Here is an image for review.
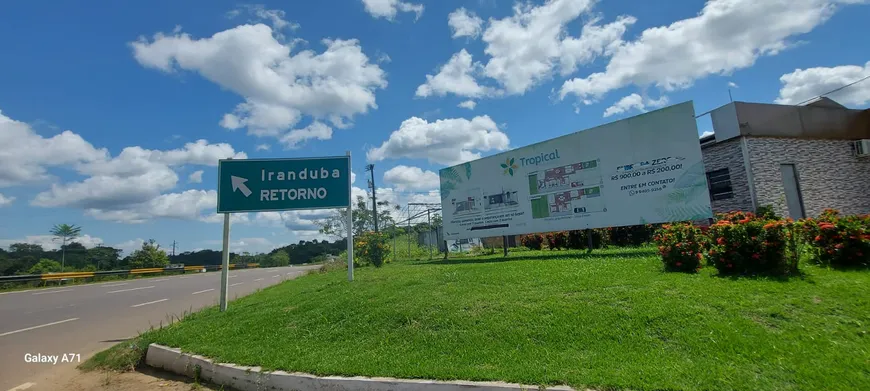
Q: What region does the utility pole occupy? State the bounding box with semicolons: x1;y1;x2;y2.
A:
171;240;177;257
365;164;379;233
409;203;441;259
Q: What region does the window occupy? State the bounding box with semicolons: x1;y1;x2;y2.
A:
706;168;733;201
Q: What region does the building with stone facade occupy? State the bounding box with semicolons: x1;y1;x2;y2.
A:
700;98;870;219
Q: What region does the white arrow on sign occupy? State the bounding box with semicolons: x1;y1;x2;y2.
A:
231;176;252;197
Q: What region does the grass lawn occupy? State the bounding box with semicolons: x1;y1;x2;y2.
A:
104;247;870;390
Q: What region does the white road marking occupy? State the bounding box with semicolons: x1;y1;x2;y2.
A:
107;286;154;294
31;289;73;296
0;318;79;338
191;289;214;295
153;279;169;282
102;283;128;288
131;298;168;308
254;278;264;282
272;275;280;278
6;382;36;391
230;282;244;287
229;275;237;278
179;276;191;279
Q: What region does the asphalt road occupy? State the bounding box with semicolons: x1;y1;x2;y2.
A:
0;265;320;390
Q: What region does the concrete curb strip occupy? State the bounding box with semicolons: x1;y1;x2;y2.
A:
145;344;575;391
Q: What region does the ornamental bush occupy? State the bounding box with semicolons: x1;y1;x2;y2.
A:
798;209;869;268
607;224;659;247
520;234;545;250
706;212;798;276
355;231;391;267
545;231;568;250
653;223;706;272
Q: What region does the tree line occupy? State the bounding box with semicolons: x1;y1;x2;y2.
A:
1;223;348;276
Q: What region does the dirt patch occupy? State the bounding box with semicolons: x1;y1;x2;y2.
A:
29;367;227;391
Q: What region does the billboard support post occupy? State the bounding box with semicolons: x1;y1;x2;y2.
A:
586;229;594;254
503;235;508;257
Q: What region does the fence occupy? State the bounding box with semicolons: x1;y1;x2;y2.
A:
0;263;261;284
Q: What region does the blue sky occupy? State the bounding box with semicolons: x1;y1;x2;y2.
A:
1;0;869;255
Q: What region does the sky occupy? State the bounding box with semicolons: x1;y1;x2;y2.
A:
1;0;869;256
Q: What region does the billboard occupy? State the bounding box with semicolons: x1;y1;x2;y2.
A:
438;101;712;240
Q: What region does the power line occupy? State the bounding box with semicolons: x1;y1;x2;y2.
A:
694;73;870;119
795;74;870;106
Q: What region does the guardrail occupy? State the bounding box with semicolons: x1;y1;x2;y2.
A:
0;263;262;284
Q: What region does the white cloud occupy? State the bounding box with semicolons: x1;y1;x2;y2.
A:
700;130;715;138
228;4;300;37
0;234;104;251
775;61;870;106
458;100;477;110
0;109;247;224
188;170;204;184
0;193;15;207
367;115;510;166
415;49;496;99
383;165;440;191
448;8;484;39
361;0;424;21
482;0;636;95
131;24;387;141
32;166;179;209
560;0;862;102
0;110;106;187
84;190;218;224
280;121;333;149
255;144;271;151
420;0;635;99
728;81;739;88
115;238;145;255
602;93;669;117
76;139;246;177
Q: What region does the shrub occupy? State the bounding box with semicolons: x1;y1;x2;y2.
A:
520;234;545;250
653;223;706;272
706;212;797;276
566;229;607;250
545;231;568;250
355;231;391;267
607;224;658;247
756;205;782;220
798;210;869;268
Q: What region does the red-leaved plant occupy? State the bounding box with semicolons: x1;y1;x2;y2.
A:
653;223;706;273
797;209;869;268
706;212;798;276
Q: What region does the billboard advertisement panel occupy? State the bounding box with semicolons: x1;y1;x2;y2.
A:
438;101;713;240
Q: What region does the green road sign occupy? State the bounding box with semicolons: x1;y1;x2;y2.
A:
217;156;351;213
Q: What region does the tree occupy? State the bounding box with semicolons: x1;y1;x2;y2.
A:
87;246;122;270
28;259;62;275
269;250;290;267
50;224;81;272
128;239;169;269
317;196;397;238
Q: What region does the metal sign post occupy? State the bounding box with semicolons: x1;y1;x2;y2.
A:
219;213;230;311
346;151;354;282
217;154;352;311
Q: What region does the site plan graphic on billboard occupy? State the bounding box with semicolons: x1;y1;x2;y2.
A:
438;101;713;240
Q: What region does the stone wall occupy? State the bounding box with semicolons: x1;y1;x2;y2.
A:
746;137;870;218
700;138;754;214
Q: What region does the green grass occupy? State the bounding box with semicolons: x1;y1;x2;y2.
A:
91;247;870;390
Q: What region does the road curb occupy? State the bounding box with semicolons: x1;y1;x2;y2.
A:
145;343;575;391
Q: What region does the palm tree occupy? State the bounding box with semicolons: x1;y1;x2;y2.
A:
50;224;82;272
